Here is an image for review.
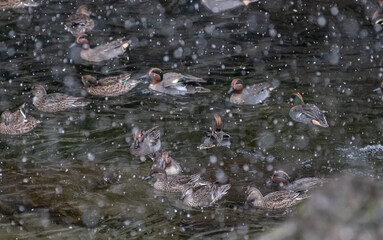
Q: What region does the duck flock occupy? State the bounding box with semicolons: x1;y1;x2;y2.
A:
0;0;381;212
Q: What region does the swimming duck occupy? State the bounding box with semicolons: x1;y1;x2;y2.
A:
151;151;182;175
289;93;329;127
65;5;94;36
227;79;274;105
145;168;202;193
81;73;140;97
271;170;327;192
246;187;305;210
130;126;161;156
199;115;231;149
372;1;383;26
73;33;130;63
31;85;90;112
201;0;258;13
148;68;210;95
0;104;39;135
0;0;39;9
182;182;231;208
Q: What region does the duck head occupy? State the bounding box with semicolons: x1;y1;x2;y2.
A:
290;92;304;106
133;129;144;149
149;68;163;85
161;151;173;169
31;85;47;97
228;79;243;94
81;75;98;87
271;170;292;186
1;110;12;126
246;187;264;207
213;115;221;131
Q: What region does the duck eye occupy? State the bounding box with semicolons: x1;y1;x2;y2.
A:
235;80;243;85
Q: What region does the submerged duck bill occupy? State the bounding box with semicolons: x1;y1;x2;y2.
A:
134;139;140;149
144;175;153;180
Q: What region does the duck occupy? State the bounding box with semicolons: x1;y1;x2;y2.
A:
246;187;305;210
182;182;231;208
372;1;383;26
201;0;258;13
151;151;182;175
73;33;130;63
271;170;327;192
65;5;95;36
199;115;231;149
130;126;161;156
31;85;90;112
0;104;39;135
145;168;202;193
227;79;274;105
289;93;329;128
81;73;140;97
0;0;39;9
148;68;210;95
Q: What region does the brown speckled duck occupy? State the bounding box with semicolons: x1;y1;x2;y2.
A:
228;79;274;105
130;126;161;156
151;151;182;175
81;73;140;97
246;187;305;210
148;68;210;95
271;170;327;192
0;104;39;135
65;5;95;36
289;93;329;128
199;115;231;149
145;168;202;193
74;33;130;63
32;85;90;112
0;0;39;9
182;182;231;208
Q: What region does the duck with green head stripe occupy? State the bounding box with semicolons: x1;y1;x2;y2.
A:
148;68;210;95
289;93;329;128
228;79;274;105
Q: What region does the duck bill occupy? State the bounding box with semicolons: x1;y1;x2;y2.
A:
139;73;149;80
144;175;153;180
133;139;140;149
373;87;382;92
4;118;10;126
227;87;234;94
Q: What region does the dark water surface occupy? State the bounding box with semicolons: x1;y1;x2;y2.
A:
1;0;383;238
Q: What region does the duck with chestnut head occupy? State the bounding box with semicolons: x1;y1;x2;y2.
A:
271;170;327;192
130;126;161;157
199;115;231;149
151;151;182;175
147;68;210;95
73;33;130;63
289;93;329;128
227;79;274;105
